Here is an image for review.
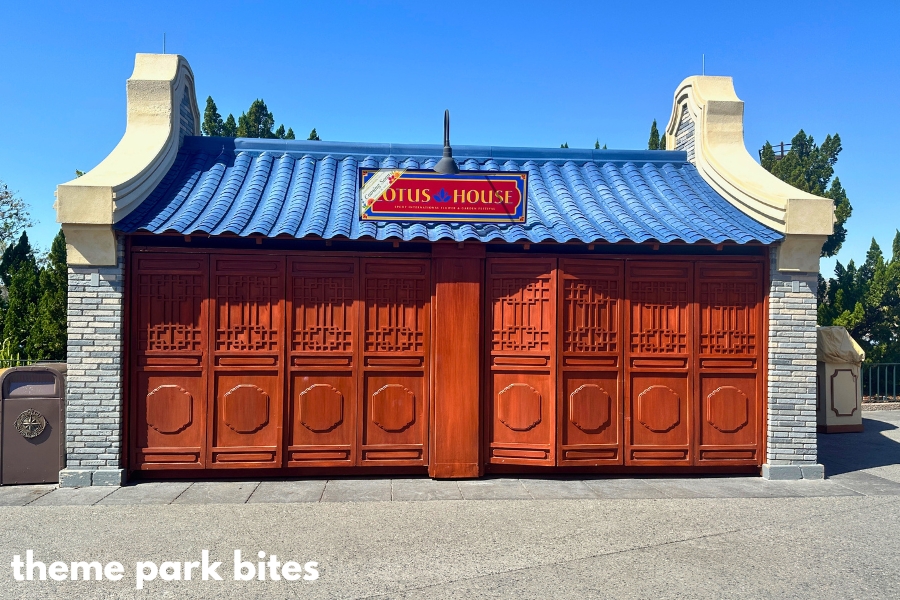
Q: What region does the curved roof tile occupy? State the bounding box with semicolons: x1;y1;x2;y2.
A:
117;137;783;245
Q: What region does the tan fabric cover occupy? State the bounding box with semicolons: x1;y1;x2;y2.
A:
816;326;865;364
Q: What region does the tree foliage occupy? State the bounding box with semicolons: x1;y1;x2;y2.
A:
30;230;67;360
201;96;224;136
760;130;851;256
202;96;294;139
648;119;660;150
1;233;40;358
0;181;34;254
307;128;320;141
818;232;900;363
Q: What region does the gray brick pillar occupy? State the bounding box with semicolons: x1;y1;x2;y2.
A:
763;246;824;479
59;238;126;487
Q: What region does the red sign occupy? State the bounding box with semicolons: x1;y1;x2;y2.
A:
360;169;528;223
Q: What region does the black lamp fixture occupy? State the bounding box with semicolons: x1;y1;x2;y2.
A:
433;109;459;174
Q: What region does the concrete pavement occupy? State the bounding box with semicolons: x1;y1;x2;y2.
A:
0;411;897;598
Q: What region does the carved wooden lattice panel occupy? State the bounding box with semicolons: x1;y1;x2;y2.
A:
490;276;553;353
292;276;354;352
699;281;759;355
487;259;556;466
137;273;204;353
629;280;689;354
563;277;619;353
360;260;429;466
695;262;763;466
557;259;623;466
215;273;282;352
131;253;208;470
364;276;426;353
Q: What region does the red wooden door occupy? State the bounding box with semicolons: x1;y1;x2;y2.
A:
557;259;624;465
130;253;208;469
695;261;763;465
358;259;430;466
625;262;693;466
486;258;556;466
286;257;358;467
208;255;284;468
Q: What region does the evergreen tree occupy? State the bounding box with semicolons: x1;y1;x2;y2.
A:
660;131;667;150
237;99;277;138
0;231;34;287
308;128;321;141
275;124;286;139
648;119;660;150
201;96;224;136
602;144;607;149
285;128;295;140
761;130;851;257
222;114;238;137
29;230;67;360
594;139;600;149
3;252;39;358
560;142;568;148
818;233;900;363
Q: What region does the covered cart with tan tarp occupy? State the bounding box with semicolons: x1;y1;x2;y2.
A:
817;326;866;433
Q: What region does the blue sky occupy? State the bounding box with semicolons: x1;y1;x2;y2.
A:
1;1;897;274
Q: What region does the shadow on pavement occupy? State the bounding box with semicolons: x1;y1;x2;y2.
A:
819;414;900;476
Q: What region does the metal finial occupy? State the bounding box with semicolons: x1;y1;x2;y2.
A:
434;109;459;174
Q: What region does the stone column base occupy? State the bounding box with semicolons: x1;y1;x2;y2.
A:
58;468;126;487
762;464;825;480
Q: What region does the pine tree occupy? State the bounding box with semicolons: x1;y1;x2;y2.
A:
237;99;277;138
29;229;67;360
201;96;224;136
275;124;286;139
648;120;660;150
660;131;667;150
560;142;568;148
761;130;851;257
222;114;238;137
3;252;39;358
308;128;321;141
285;128;295;140
0;231;34;287
594;139;600;149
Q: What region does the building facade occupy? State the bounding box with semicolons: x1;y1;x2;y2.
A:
55;54;833;486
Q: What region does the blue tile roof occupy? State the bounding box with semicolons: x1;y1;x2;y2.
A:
117;137;783;245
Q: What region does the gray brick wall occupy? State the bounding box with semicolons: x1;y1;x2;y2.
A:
765;245;822;479
674;104;695;162
60;237;125;486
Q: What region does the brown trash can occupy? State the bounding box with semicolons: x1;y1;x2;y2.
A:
0;364;66;485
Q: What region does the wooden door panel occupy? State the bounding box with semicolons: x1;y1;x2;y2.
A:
486;259;556;466
359;259;429;466
695;261;763;465
210;373;281;466
489;371;553;463
698;373;758;463
287;258;359;467
133;371;205;468
130;253;208;470
558;259;624;466
209;255;284;468
361;372;426;462
288;372;354;464
560;371;620;462
628;373;690;463
625;262;693;466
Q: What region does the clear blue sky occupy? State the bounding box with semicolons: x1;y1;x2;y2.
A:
2;1;897;274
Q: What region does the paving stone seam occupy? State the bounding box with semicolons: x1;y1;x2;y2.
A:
20;488;53;507
346;495;900;600
168;482;193;505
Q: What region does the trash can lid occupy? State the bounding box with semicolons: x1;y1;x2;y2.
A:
817;326;866;365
